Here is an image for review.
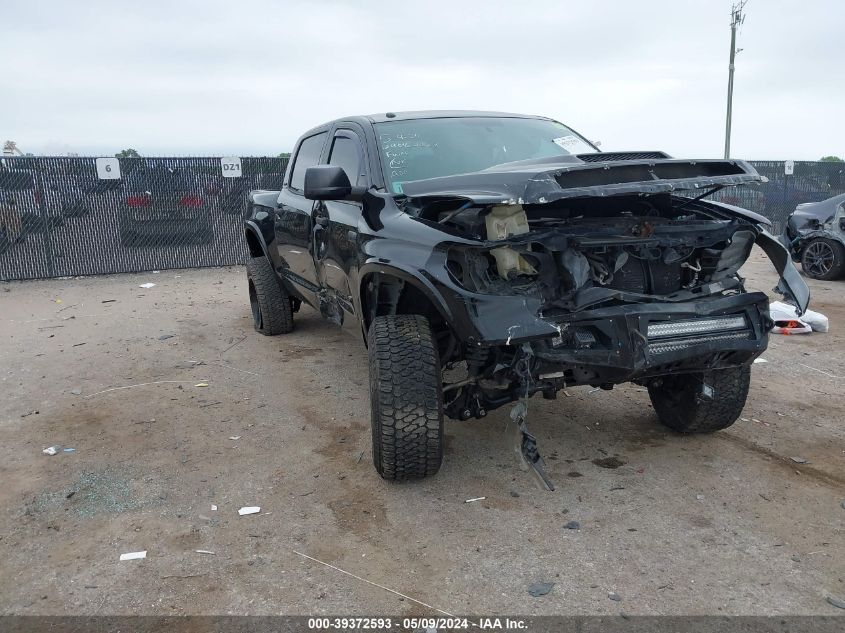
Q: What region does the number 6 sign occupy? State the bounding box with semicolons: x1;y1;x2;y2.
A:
96;157;121;180
221;157;242;178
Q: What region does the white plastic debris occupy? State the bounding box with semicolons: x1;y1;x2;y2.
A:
229;435;241;440
802;309;830;333
195;549;215;555
753;358;768;364
139;283;156;289
42;446;59;456
119;550;147;561
770;301;828;334
211;504;217;511
238;506;261;516
465;497;486;503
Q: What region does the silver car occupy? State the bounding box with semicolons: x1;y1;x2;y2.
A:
784;193;845;280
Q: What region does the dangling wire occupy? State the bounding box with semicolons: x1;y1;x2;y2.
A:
514;343;535;401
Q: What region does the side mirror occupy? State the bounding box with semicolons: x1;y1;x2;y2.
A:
303;165;364;201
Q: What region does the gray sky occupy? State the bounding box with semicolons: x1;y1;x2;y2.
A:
2;0;842;159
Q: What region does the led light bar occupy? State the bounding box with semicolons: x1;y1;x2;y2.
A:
647;316;747;339
649;331;751;355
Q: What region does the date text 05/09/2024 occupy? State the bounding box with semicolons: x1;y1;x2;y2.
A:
307;617;528;630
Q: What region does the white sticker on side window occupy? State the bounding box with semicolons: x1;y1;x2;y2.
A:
552;135;581;151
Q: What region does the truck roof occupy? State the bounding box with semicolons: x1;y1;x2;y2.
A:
299;110;553;136
361;110;551;123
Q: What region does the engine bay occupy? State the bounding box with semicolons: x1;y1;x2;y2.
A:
410;193;760;312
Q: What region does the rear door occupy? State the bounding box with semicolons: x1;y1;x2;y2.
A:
275;132;327;305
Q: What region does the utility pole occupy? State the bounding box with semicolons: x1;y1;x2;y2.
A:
724;1;747;159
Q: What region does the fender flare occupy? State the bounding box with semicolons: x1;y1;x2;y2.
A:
244;220;270;258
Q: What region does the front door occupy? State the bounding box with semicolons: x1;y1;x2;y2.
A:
312;129;367;326
273;131;327;306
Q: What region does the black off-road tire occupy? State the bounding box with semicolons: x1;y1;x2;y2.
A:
648;365;750;433
368;314;444;481
800;238;845;280
246;256;293;336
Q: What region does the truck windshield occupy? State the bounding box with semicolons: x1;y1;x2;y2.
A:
375;117;596;193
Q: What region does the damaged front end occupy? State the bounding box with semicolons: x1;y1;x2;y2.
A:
399;157;810;422
783;195;845;280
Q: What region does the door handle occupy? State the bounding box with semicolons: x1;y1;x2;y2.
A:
315;215;329;228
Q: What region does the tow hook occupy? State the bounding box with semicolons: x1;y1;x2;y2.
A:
510;401;555;491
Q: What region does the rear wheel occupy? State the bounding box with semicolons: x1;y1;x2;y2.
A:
648;365;750;433
246;256;293;335
368;314;444;481
801;238;845;280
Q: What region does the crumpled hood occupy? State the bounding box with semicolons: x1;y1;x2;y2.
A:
398;154;764;206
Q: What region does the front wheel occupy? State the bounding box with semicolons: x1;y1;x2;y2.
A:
648;365;750;433
801;238;845;280
368;314;444;481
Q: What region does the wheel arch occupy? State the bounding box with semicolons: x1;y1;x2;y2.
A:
358;264;457;359
798;230;845;252
244;221;268;258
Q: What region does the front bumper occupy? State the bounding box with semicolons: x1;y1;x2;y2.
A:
486;292;770;385
536;292;769;381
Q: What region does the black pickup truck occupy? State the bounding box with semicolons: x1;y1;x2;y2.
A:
243;111;809;486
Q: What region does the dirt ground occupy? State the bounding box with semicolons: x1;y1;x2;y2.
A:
1;248;843;616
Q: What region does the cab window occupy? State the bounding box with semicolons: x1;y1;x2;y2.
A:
328;133;364;186
289;132;327;192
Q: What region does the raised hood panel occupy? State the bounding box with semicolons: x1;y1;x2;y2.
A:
399;157;763;205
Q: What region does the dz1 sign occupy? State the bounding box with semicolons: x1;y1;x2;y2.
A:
784;160;795;176
96;157;121;180
221;157;242;178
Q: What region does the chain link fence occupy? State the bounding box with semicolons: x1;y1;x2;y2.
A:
0;156;288;280
707;161;845;233
1;156;843;281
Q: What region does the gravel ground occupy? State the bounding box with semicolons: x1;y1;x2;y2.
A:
0;248;843;616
